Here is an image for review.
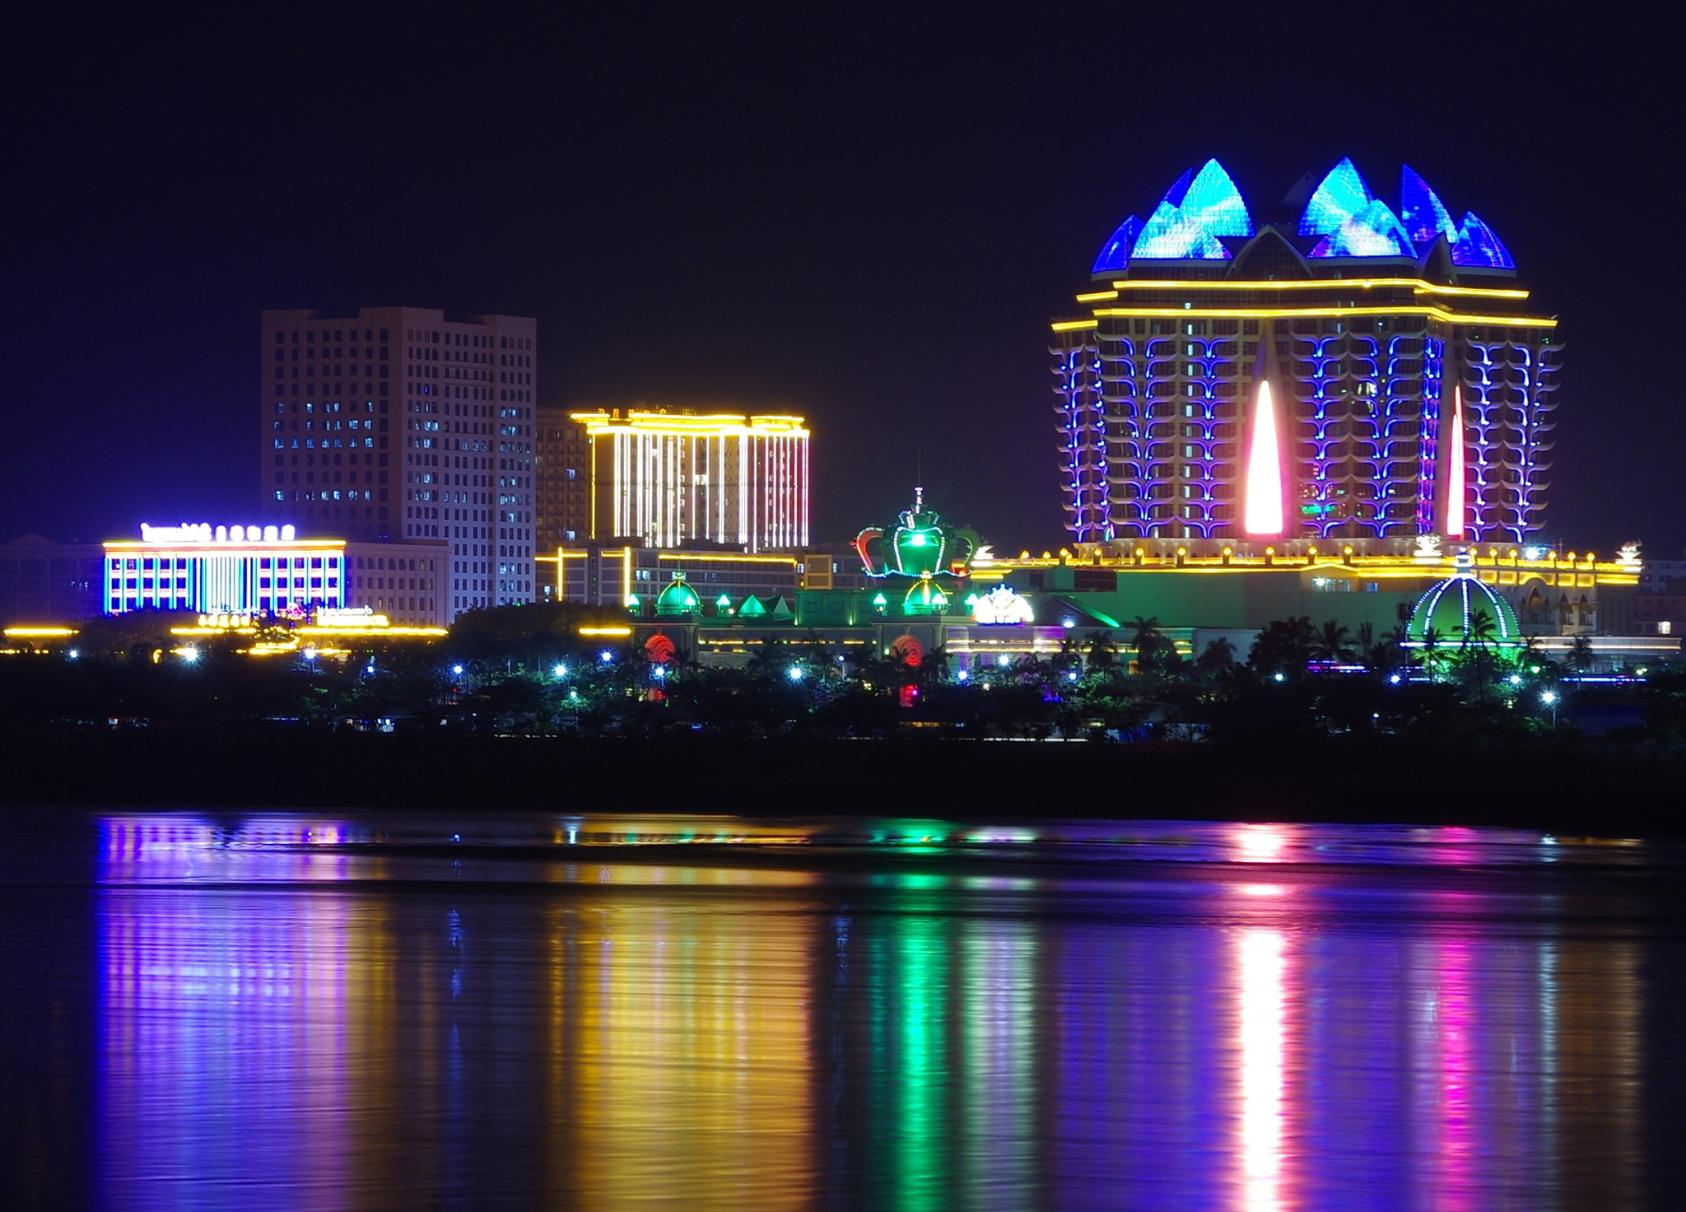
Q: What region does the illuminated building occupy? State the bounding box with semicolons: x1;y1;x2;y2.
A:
261;307;536;616
99;523;450;626
535;405;592;548
1053;158;1560;547
566;408;809;551
540;545;803;611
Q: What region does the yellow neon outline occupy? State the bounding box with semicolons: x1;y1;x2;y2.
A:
1107;278;1531;300
654;552;798;566
1077;306;1555;329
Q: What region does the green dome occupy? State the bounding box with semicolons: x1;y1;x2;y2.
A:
1407;574;1520;646
902;575;949;616
655;572;701;616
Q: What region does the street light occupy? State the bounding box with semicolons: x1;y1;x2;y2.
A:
179;646;201;664
786;665;805;683
451;663;464;677
552;663;568;678
652;664;667;681
1541;688;1558;730
599;650;614;664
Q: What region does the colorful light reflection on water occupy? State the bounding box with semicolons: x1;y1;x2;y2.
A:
0;812;1677;1209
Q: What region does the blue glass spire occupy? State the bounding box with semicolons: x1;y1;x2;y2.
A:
1179;158;1253;238
1160;166;1195;206
1399;165;1457;247
1450;211;1516;269
1091;214;1140;274
1299;157;1372;236
1308;199;1416;258
1132;200;1230;260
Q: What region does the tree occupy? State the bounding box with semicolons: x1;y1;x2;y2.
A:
1248;616;1317;679
1567;633;1594;678
1195;636;1237;677
1129;615;1169;673
1315;620;1354;663
1085;633;1118;672
1465;608;1498;653
1420;625;1450;680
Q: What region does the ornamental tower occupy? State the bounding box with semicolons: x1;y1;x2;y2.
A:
1051;158;1560;547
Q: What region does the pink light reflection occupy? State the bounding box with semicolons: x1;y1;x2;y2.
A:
1236;928;1289;1211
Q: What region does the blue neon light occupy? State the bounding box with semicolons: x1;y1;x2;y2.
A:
1132;200;1230;260
1309;199;1416;258
1091;215;1140;274
1299;157;1372;236
1129;159;1248;261
1399;165;1457;247
1177;159;1253;238
1450;211;1516;269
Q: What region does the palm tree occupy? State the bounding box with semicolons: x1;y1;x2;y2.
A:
1421;625;1447;680
1195;636;1237;677
1129;615;1164;671
1315;620;1354;663
1465;608;1497;653
1356;622;1376;668
1567;633;1594;679
1085;633;1118;672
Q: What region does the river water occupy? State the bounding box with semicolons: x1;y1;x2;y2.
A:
3;811;1682;1210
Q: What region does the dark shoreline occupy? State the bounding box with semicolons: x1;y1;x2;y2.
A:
4;728;1683;835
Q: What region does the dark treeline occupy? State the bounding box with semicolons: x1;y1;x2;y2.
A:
3;605;1683;824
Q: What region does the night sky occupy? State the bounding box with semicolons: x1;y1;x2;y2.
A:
2;12;1672;555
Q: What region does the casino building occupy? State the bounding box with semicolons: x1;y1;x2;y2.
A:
1051;158;1560;549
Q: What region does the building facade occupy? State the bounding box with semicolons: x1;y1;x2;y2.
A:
535;405;592;549
260;306;536;617
1052;158;1560;547
99;523;450;626
540;544;802;610
565;409;809;551
0;536;104;623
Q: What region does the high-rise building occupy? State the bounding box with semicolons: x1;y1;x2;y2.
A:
261;307;536;616
562;408;810;551
1051;158;1561;547
535;405;592;548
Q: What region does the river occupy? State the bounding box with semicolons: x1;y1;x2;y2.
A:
3;812;1682;1209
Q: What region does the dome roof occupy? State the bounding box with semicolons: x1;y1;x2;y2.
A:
654;572;700;616
1407;574;1521;646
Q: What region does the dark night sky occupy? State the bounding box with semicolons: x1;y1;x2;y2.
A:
1;10;1674;555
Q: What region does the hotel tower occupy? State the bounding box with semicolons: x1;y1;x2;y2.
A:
261;306;537;616
1051;158;1560;548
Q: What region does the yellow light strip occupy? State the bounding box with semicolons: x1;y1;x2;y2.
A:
2;626;78;637
1075;290;1119;303
1107;277;1531;300
1051;320;1099;332
578;625;632;638
1082;306;1555;329
654;553;798;566
569;410;809;437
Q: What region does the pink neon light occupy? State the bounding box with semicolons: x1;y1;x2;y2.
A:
1445;387;1465;538
1244;379;1284;536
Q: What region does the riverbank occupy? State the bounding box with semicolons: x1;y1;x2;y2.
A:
3;727;1683;834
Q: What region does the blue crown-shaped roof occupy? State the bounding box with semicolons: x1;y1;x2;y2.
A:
1108;158;1252;264
1092;158;1518;273
1301;158;1415;258
1450;211;1516;269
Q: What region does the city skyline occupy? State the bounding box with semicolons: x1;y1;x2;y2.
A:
1;12;1668;555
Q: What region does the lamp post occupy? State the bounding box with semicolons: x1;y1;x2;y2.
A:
1540;688;1558;731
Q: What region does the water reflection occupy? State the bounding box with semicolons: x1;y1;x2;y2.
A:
48;813;1681;1207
